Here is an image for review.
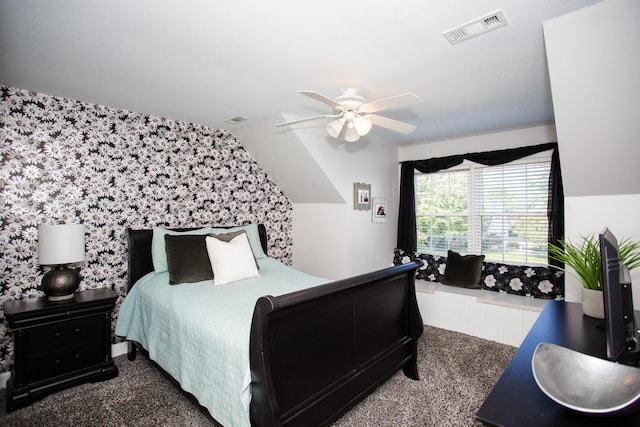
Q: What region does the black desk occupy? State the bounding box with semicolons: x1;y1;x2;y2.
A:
476;300;640;426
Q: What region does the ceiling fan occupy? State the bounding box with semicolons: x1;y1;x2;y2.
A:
276;88;421;142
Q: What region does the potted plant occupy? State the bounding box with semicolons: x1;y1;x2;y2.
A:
549;233;640;318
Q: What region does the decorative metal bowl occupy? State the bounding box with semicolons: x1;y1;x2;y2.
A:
532;342;640;416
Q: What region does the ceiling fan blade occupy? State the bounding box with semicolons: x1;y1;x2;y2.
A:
298;91;343;110
369;114;417;134
359;92;421;113
275;114;339;127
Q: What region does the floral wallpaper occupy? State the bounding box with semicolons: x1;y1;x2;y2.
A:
0;85;293;373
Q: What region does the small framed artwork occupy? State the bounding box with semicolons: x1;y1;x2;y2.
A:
372;197;387;223
353;182;371;211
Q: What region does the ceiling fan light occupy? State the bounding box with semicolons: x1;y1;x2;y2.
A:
344;126;360;142
353;116;373;136
326;119;345;138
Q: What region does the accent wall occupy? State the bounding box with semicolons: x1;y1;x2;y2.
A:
0;85;293;372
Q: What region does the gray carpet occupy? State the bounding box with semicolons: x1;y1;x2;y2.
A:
0;326;515;426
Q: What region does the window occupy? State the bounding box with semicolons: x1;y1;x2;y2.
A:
415;155;551;265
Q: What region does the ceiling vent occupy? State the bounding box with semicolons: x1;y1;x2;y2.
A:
443;10;508;45
224;115;249;124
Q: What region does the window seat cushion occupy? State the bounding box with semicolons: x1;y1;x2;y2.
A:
394;249;564;300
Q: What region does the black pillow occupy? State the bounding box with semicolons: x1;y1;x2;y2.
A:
165;234;213;285
442;250;485;289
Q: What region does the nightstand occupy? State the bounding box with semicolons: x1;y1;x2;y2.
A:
3;288;119;412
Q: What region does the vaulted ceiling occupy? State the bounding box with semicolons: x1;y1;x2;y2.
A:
1;0;601;145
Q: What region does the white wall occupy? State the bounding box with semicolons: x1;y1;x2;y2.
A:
564;195;640;307
291;128;399;279
235;116;400;280
292;203;349;279
544;0;640;198
544;0;640;305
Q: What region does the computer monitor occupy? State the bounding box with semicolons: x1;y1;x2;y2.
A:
599;227;640;366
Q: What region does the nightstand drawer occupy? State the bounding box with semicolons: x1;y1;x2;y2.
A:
26;314;105;355
26;340;104;383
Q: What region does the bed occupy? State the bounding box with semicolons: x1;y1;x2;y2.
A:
116;224;423;426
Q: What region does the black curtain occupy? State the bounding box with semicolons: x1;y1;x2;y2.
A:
548;147;565;268
397;142;564;267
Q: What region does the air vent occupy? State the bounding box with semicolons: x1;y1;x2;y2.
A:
443;10;508;45
224;116;249;124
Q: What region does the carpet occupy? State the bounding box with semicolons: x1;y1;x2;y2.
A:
0;326;516;426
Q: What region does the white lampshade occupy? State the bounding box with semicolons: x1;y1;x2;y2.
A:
326;118;345;138
344;123;360;142
38;224;85;265
353;116;373;136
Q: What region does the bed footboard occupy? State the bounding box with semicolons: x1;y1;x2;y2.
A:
249;261;423;426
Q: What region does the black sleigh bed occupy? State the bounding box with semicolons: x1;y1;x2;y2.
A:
119;224;423;426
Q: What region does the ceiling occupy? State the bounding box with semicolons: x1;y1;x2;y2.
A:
0;0;602;145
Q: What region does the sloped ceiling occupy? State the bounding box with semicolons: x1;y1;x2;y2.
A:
0;0;601;146
233;115;344;203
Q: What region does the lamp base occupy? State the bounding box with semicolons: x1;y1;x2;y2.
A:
41;266;80;301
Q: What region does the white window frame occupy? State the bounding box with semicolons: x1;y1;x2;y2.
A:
415;151;553;265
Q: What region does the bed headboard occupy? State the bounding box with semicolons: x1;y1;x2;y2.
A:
125;224;268;292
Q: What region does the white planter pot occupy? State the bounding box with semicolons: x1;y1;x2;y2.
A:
582;288;604;319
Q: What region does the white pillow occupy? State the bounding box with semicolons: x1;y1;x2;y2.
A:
205;233;260;285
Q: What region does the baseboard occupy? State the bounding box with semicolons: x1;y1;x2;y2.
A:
0;371;9;389
112;341;128;358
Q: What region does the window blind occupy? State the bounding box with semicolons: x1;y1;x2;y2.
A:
415;156;551;265
471;161;550;264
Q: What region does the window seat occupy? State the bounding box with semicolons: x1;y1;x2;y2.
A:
416;280;547;311
415;280;548;347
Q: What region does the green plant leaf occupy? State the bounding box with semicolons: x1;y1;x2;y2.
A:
549;233;640;290
619;237;640;271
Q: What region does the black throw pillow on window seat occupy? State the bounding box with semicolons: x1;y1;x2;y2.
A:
441;249;485;289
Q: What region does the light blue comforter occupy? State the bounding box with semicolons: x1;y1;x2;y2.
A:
115;257;329;426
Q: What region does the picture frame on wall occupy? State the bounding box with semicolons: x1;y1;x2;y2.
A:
372;197;387;223
353;182;371;211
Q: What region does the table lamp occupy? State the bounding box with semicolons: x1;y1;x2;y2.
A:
38;224;85;301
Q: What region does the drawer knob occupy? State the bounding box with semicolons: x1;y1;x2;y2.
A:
55;359;61;365
75;353;81;360
74;328;81;334
54;332;61;339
